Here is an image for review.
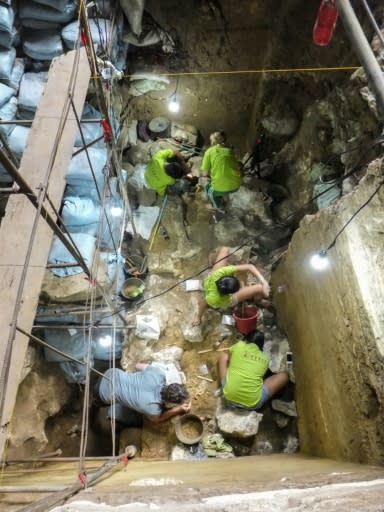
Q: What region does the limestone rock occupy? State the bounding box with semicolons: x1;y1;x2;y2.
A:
261;105;299;137
283;434;300;454
228;186;272;225
8;358;72;457
216;399;263;438
273;412;291;429
272;400;297;417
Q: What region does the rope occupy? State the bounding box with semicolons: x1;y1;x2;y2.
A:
91;65;360;80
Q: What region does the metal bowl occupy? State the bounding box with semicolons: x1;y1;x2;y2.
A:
120;277;145;301
174;414;204;445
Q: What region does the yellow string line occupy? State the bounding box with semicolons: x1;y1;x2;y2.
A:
91;65;359;80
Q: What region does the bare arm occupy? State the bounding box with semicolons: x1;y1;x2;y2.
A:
192;297;208;326
135;363;149;371
148;402;191;424
235;263;270;295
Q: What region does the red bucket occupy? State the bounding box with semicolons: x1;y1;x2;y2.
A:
232;306;259;334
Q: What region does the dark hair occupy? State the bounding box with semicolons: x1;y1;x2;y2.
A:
161;383;189;404
245;329;264;350
165;162;186;179
216;276;240;295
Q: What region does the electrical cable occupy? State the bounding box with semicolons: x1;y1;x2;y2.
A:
94;133;384;325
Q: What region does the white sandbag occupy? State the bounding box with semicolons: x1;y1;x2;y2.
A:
74;102;104;148
62;196;101;236
21;18;61;30
0;46;15;80
66;147;107;183
0;96;17;137
128;73;169;96
18;71;48;114
34;0;70;12
4;58;25;92
62;19;114;53
120;0;145;36
123;28;161;47
22;29;64;61
0;26;18;50
0;81;14;108
0;5;14;33
19;0;77;24
43;329;87;362
48;232;96;277
7;125;30;157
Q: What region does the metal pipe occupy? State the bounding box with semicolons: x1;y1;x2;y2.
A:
33;325;130;329
4;456;117;464
0;118;103;125
14;459;121;512
0;486;69;493
15;326;111;382
336;0;384;116
359;0;384;47
72;134;104;156
0;148;92;277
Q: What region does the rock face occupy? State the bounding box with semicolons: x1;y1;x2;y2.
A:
273;161;384;464
216;399;263;438
7;351;72;458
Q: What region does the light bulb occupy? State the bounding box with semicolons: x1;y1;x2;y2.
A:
168;96;180;113
310;249;329;271
98;335;112;347
110;206;123;217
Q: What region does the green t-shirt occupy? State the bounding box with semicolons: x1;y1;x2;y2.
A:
203;265;237;308
201;144;241;193
144;149;175;196
223;340;269;407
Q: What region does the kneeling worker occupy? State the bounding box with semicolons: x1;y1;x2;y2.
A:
217;330;289;410
97;364;191;423
145;148;197;197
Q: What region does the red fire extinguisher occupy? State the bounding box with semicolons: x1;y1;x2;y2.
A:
313;0;339;46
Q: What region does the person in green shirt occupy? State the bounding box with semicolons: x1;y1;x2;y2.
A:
217;329;289;409
192;246;270;326
199;131;242;210
145;148;197;197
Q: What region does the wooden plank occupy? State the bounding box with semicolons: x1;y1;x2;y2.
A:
0;49;91;459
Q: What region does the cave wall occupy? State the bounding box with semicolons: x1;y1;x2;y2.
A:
272;160;384;463
123;0;357;153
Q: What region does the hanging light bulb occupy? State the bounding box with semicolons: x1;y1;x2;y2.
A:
98;335;112;347
310;249;330;271
168;95;180;113
110;206;123;217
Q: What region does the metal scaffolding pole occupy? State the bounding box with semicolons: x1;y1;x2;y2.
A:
336;0;384;116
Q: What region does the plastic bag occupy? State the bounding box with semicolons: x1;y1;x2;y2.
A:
7;125;30;157
47;232;96;277
135;315;161;340
18;71;48;115
61;196;101;236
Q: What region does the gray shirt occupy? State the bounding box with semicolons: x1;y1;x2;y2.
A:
99;366;165;417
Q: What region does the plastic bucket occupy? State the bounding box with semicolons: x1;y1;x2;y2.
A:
232;306;259;334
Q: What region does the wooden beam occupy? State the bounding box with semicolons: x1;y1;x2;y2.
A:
0;49;90;459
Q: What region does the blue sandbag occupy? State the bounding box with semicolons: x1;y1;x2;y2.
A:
47;232;96;277
62;196;101;236
19;0;77;24
43;329;87;362
0;47;15;80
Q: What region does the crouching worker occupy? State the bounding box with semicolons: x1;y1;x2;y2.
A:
217;330;289;410
145;148;198;197
96;364;191;423
200;131;242;210
192;246;270;326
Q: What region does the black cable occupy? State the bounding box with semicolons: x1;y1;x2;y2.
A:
94;133;384;325
327;178;384;250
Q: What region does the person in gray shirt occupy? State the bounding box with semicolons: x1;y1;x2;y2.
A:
98;364;190;423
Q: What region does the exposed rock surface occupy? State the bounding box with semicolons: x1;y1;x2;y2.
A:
216;399;263;438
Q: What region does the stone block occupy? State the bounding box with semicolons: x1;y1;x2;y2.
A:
216;399;263;438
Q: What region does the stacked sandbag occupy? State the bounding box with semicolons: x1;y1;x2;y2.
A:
74;102;105;148
0;3;17;49
65;147;108;203
18;71;48;119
